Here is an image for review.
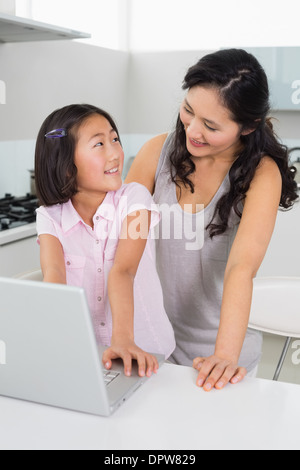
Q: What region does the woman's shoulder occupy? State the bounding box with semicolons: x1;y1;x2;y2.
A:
254;156;282;184
125;133;169;194
246;155;282;202
140;133;170;154
258;155;281;170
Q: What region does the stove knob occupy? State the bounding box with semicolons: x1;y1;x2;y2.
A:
1;218;10;229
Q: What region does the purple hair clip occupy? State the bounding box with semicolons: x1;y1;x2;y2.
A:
45;128;67;139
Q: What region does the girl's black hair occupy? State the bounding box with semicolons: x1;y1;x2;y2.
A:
35;104;121;206
169;48;298;237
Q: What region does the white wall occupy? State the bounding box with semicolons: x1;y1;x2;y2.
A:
126;0;300;144
258;201;300;278
1;4;300;194
12;0;300;51
128;50;213;134
124;50;214;158
128;0;300;51
16;0;129;51
0;41;129;141
0;40;129;196
1;41;300;197
0;0;15;15
126;50;300;158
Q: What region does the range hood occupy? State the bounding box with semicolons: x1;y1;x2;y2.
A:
0;13;91;43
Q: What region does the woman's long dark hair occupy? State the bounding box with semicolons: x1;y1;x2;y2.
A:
170;49;298;237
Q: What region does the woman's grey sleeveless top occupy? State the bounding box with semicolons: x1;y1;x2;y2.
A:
153;133;262;371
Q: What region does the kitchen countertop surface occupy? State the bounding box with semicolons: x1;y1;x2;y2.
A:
0;363;299;451
0;223;36;246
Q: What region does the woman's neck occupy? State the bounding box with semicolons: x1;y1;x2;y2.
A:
71;191;107;228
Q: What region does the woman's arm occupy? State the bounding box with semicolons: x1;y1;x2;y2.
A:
194;157;282;391
102;209;159;378
125;133;168;193
39;234;66;284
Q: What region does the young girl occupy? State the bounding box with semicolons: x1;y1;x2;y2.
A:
35;104;175;378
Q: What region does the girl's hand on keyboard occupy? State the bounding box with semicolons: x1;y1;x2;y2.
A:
102;340;159;378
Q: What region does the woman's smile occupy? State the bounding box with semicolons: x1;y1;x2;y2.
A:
189;138;209;148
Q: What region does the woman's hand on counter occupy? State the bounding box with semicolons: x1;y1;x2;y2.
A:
193;355;247;391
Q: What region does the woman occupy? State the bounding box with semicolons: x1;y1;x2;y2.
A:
126;49;298;391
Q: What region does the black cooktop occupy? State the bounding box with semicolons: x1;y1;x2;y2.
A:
0;193;39;231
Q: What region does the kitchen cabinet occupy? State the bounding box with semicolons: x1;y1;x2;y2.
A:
258;198;300;277
246;47;300;111
0;226;40;277
0;12;90;42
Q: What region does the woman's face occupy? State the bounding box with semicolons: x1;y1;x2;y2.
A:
180;86;245;161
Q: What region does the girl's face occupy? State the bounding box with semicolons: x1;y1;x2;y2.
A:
74;114;124;197
180;86;245;162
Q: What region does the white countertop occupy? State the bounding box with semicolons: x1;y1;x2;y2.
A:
0;223;36;246
0;363;299;451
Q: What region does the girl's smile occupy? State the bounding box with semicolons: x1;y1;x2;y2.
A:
104;166;120;175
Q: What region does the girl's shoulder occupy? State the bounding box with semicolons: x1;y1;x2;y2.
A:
114;182;154;203
36;202;67;226
110;183;157;221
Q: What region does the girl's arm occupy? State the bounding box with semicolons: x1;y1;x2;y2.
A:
39;234;66;284
102;209;159;378
193;157;282;391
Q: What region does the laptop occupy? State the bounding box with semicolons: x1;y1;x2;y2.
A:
0;277;165;416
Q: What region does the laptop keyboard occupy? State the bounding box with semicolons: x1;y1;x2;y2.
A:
103;370;120;386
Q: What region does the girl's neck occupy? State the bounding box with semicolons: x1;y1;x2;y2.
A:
71;191;107;228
